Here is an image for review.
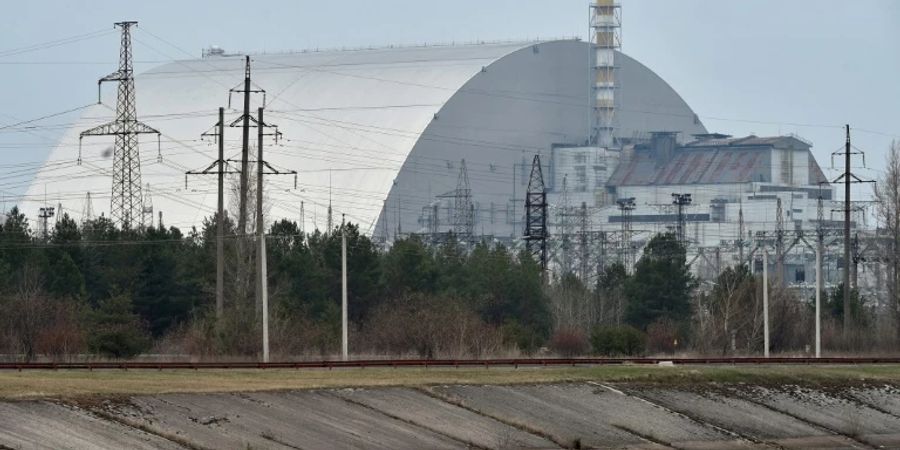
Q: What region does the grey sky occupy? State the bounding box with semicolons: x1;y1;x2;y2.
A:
1;0;898;204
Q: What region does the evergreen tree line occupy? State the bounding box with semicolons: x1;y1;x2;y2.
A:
0;205;881;361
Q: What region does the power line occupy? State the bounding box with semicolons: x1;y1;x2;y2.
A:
0;29;113;59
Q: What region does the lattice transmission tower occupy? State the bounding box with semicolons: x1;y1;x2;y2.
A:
79;22;160;229
142;183;154;229
524;155;548;281
452;159;474;241
81;192;95;226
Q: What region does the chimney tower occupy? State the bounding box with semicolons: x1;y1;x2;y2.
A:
590;0;621;148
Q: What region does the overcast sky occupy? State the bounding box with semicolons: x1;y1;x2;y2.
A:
1;0;898;203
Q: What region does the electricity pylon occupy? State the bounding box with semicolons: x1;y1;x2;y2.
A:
79;21;160;230
524;155;548;282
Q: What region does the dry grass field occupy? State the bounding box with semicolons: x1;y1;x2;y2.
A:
3;364;900;400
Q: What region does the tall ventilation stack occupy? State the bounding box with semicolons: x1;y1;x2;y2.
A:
590;0;621;148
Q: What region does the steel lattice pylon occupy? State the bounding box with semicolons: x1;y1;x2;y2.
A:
524;155;548;278
80;22;159;229
142;183;154;229
453;159;474;240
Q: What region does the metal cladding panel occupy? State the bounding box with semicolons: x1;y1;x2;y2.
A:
22;42;537;232
608;147;776;186
809;152;830;186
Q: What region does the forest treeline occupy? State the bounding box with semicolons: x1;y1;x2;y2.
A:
0;205;885;361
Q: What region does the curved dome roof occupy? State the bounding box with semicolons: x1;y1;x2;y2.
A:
22;40;705;235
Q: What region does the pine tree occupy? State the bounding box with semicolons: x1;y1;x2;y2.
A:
625;233;696;329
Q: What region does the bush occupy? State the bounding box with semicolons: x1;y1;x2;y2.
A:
500;320;546;354
646;319;678;354
549;328;589;357
361;293;503;358
0;291;87;362
35;301;86;361
87;294;151;359
590;325;646;356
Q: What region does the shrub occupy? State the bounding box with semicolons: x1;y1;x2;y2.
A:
361;293;503;358
590;325;646;356
35;301;86;361
87;294;151;359
500;320;545;354
549;328;589;357
646;319;678;354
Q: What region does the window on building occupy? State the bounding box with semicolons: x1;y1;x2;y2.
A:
575;166;587;192
593;165;606;187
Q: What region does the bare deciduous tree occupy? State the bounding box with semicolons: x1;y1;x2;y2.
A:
875;141;900;340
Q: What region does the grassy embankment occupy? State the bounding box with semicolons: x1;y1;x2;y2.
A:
2;364;900;400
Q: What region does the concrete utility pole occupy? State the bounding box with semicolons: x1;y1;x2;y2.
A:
216;108;225;319
851;232;860;289
738;202;745;265
843;124;851;332
830;124;874;334
815;237;822;358
238;56;252;237
257;107;270;363
300;201;305;234
815;194;824;358
188;107;234;319
341;216;349;361
763;249;770;358
775;197;785;285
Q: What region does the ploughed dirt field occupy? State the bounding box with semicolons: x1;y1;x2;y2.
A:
2;365;900;449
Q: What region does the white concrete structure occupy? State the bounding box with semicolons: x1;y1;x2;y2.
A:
23;40;706;238
550;133;837;285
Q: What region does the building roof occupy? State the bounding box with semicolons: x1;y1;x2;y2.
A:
608;146;772;186
682;135;811;149
608;135;825;187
